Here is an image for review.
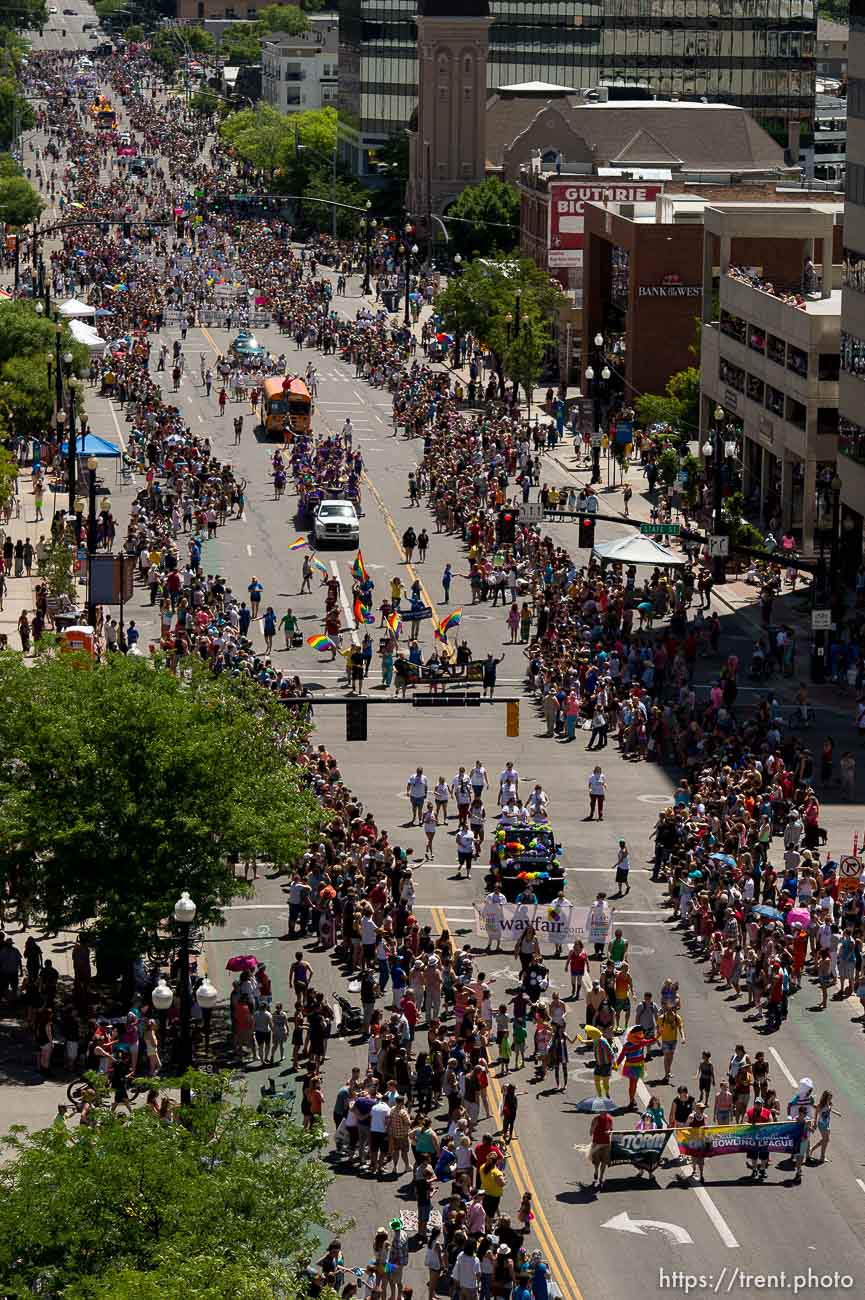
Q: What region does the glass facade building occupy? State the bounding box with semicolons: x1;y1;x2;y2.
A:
339;0;816;174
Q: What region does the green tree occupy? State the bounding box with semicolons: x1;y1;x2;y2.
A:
0;655;321;964
504;315;549;415
0;172;43;227
0;76;35;152
634;365;700;436
657;446;681;488
258;3;311;34
303;170;368;237
0;0;46;33
434;254;565;399
36;535;77;600
0;1073;332;1299
220;25;263;64
220;101;293;178
0;151;21;178
445;178;520;259
189;85;220;116
124;23;145;41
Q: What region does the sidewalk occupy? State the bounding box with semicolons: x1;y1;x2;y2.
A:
0;475;41;652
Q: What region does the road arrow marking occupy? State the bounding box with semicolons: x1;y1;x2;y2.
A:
602;1212;693;1246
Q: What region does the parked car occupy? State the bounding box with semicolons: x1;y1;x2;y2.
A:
312;500;360;547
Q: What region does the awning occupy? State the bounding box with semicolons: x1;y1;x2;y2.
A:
59;433;120;459
57;297;96;318
68;317;106;355
592;532;687;567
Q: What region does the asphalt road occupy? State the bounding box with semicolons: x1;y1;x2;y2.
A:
14;22;865;1298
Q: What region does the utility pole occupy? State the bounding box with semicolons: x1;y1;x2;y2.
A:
331;144;337;240
425;139;432;270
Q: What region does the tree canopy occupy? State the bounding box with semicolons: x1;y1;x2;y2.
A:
0;654;321;963
0;0;46;33
434;254;565;401
0;76;35;152
259;3;312;34
633;365;700;437
0;301;88;447
0;172;43;227
0;1072;332;1299
444;179;520;259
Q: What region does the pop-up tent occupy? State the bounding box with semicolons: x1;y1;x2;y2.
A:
592;532;687;567
57;297;97;318
59;433;120;459
68;317;106;355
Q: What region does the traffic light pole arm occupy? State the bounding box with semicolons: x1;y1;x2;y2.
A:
286;696;523;704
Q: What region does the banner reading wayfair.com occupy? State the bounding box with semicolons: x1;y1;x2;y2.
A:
473;900;589;948
675;1121;806;1158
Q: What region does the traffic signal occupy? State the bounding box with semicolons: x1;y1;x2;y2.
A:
346;698;368;742
498;508;517;544
506;701;520;738
578;516;596;550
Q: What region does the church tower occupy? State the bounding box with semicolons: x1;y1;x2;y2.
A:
407;0;492;218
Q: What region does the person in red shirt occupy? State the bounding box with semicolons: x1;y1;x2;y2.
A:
589;1111;613;1188
473;1134;504;1188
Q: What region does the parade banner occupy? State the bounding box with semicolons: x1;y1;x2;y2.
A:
473;899;588;948
675;1121;806;1158
608;1128;674;1169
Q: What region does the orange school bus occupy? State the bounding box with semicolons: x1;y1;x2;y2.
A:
262;376;312;441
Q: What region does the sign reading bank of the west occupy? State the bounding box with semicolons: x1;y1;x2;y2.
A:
548;180;662;268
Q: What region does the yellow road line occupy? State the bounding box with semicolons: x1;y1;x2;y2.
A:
429;907;584;1300
362;472;439;624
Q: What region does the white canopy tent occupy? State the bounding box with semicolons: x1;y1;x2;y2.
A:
592;532;687;568
68;317;106;356
57;297;96;319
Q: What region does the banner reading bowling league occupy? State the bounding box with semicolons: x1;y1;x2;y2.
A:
473;899;588;948
676;1121;806;1158
608;1128;674;1169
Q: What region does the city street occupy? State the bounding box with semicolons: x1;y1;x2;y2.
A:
4;14;865;1299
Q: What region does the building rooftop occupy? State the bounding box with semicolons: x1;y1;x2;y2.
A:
497;80;575;95
418;0;490;14
495;98;789;175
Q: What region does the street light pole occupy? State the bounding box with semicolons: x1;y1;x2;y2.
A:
174;890;196;1106
64;360;77;515
86;455;98;628
360;200;373;296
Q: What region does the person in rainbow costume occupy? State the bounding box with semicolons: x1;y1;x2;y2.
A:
616;1025;658;1108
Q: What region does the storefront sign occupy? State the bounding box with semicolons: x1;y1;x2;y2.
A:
473;900;589;948
637;284;701;298
548;181;661;268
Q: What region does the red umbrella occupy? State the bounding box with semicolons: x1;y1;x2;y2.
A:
225;955;258;972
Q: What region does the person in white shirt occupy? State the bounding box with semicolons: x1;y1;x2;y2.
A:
452;1244;481;1299
470;762;489;798
526;784;548;820
451;768;473;828
587;766;607;820
468;797;486;845
498;763;519;806
368;1097;392;1174
455;826;476;878
406;768;429;825
422;803;438;860
434;777;450;823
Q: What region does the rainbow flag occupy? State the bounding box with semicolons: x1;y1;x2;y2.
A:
351;551;369;583
312;556;329;577
353;597;375;626
387;611;403;639
434;608;462;640
307;634;335;651
288;537;308;551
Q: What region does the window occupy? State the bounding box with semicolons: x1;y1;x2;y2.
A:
841;331;865;378
849;78;865;121
767;334;786;367
720;309;746;344
843;249;865;295
787;344;808;378
847;162;865;207
840;414;865;463
816;408;838;436
766;384;784;417
786;397;807;430
819;352;839;381
746;374;764;404
719;357;744;392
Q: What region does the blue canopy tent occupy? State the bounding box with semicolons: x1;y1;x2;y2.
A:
58;433;123;488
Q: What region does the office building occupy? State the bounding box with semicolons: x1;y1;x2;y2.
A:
339;0;817;178
699;204;843;552
261;16;339;114
838;0;865;567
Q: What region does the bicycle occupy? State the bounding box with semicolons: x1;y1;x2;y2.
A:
67;1072;143;1111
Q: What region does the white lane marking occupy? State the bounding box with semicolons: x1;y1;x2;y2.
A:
856;1178;865;1197
331;558;360;647
769;1046;798;1089
693;1187;739;1249
246;544;253;556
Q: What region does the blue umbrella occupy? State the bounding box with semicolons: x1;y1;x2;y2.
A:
574;1096;618;1114
709;853;737;868
751;904;784;921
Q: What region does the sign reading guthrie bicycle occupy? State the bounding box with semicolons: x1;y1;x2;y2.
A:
548;181;662;268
